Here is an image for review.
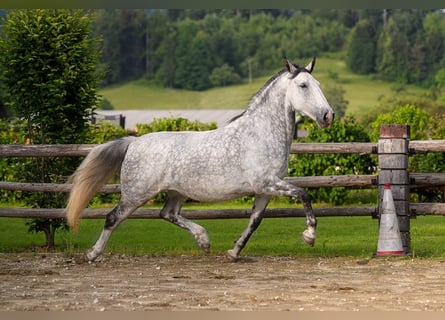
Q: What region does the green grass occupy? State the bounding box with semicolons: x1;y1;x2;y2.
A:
1;215;444;258
99;57;428;122
99;77;261;110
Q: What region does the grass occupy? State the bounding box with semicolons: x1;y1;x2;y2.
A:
99;77;261;110
99;56;428;122
1;214;444;259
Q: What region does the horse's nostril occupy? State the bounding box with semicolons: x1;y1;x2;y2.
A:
324;111;334;124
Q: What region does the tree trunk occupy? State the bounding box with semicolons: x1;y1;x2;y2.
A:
43;222;56;249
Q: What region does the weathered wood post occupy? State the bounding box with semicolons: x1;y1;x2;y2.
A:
378;124;411;254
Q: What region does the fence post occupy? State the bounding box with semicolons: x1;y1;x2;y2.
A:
378;124;411;254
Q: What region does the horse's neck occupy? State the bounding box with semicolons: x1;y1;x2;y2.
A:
232;75;296;149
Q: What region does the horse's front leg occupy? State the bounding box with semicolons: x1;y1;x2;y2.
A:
264;178;317;246
226;195;271;262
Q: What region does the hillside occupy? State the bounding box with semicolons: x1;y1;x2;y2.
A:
100;57;427;122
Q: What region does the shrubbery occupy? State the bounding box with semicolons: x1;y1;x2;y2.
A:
289;116;376;205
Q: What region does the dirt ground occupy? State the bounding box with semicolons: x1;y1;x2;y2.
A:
1;252;445;311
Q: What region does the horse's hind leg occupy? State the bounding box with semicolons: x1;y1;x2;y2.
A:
160;191;210;253
85;201;139;262
226;195;271;262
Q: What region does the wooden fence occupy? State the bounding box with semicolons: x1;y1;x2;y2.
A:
1;124;445;253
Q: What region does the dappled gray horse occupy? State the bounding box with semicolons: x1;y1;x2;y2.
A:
66;57;334;262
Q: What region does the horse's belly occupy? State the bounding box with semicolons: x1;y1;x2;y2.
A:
172;176;253;202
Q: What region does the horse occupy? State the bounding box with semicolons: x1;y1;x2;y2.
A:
66;57;334;262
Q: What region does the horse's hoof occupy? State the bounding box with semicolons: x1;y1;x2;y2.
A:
302;229;316;247
225;250;239;262
85;250;101;262
198;242;211;254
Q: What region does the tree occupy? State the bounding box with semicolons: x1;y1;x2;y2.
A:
184;31;212;90
174;21;212;91
376;17;410;83
209;63;242;87
93;9;147;85
408;32;428;85
347;19;376;74
0;9;102;248
173;18;198;89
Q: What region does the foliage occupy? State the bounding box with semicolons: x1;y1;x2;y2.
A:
346;19;376;74
371;10;445;87
360;91;445;128
289;116;376;205
135;116;217;135
369;104;432;141
99;97;114;110
209;64;242;87
0;119;28;203
94;10;349;90
0;9;102;248
369;104;445;202
375;17;410;83
0;10;102;143
87;9;445;91
86;120;128;143
93;9;147;85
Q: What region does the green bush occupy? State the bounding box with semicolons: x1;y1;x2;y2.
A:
0;118;28;204
0;9;102;248
136;117;216;135
86;120;129;143
370;105;444;202
370;104;432;141
289;116;376;205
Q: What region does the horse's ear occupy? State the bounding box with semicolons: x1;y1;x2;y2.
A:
305;56;316;73
284;57;297;73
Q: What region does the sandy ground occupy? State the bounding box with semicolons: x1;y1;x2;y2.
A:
1;253;445;311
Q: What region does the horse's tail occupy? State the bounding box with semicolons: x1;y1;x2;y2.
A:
66;137;135;231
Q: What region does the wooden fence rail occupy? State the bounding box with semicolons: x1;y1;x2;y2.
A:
1;139;444;157
1;172;445;193
1;203;444;220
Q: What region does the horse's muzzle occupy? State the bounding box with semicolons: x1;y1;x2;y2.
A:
320;111;334;128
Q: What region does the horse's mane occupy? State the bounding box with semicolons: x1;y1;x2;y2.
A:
229;64;305;124
228;68;287;123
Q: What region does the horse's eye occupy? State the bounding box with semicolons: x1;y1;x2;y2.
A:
299;83;307;88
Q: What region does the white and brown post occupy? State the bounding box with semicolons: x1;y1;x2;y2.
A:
378;124;411;254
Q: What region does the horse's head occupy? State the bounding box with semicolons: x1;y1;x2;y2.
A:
284;57;334;128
